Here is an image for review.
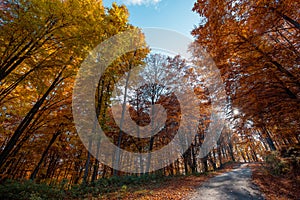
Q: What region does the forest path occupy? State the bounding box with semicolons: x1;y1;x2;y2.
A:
187;164;265;200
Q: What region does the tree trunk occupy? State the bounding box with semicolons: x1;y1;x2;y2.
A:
272;9;300;30
201;155;208;172
217;145;223;168
228;142;235;162
91;139;101;182
191;145;197;173
83;138;92;184
30;130;61;180
262;126;276;151
114;70;132;175
0;67;65;167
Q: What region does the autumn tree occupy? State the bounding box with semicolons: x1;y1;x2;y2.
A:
0;0;148;183
191;0;300;160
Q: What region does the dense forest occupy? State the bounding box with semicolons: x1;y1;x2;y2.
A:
0;0;299;199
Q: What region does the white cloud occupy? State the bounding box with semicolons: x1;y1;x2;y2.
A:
122;0;161;6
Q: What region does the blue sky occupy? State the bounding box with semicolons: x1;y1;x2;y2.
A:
103;0;200;39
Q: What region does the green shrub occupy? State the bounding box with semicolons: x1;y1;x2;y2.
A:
0;173;174;199
0;179;65;200
265;152;286;175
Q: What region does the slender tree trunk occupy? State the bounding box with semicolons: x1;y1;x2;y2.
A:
191;144;197;173
209;151;217;171
250;143;258;162
30;130;61;180
228;142;235;162
239;147;247;163
91;140;101;182
83;137;92;184
184;156;189;175
146;92;156;174
217;145;223;168
262;126;276;151
202;155;208;172
114;70;131;175
221;147;227;160
271;8;300;30
239;34;300;89
0;67;65;167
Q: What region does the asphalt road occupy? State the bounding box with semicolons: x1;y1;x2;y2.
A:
187;164;265;200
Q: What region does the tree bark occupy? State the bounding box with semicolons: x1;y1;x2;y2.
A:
30;130;61;180
0;67;65;167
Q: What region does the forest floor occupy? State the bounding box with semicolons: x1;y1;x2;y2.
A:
251;163;300;200
100;162;244;200
101;162;299;200
99;172;212;199
2;162;299;199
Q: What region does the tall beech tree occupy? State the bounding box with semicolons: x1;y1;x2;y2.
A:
191;0;299;156
0;0;148;182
